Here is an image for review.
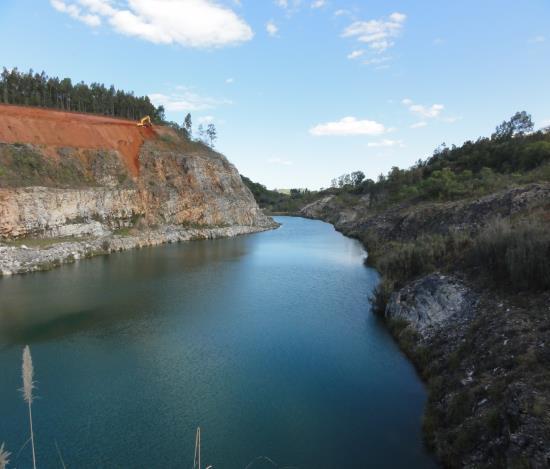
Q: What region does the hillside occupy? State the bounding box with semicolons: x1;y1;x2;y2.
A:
0;104;275;274
296;115;550;468
240;175;318;214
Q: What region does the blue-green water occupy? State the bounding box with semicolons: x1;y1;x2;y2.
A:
0;217;436;468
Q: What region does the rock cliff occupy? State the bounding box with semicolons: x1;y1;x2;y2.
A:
300;183;550;242
0;105;274;241
0;105;276;274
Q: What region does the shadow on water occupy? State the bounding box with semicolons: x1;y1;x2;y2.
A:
0;236;251;346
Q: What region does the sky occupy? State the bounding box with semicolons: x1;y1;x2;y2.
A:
0;0;549;189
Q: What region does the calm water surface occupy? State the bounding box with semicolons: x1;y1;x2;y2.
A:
0;217;436;468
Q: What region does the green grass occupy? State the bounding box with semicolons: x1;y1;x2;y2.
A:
0;144;95;188
471;217;550;290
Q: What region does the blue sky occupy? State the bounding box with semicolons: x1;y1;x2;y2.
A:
0;0;549;189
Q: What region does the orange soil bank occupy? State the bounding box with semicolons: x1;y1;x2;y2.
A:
0;104;159;176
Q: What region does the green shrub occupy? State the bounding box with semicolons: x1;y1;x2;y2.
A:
471;217;550;290
448;391;474;425
370;278;394;315
375;235;457;285
420;167;469;200
521;141;550;170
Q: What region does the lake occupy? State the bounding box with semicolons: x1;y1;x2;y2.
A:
0;216;436;468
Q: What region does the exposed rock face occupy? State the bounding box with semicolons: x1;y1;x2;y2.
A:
0;186;141;238
386;273;550;469
137;141;269;228
300;193;371;227
0;106;275;241
301;183;550;242
385;273;477;339
300;195;337;219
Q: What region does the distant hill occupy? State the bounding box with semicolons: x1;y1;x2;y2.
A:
240;175;317;214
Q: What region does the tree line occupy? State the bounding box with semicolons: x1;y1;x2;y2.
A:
243;112;550;216
327;111;550;203
330;171;365;189
0;67;165;122
241;176;316;213
0;67;221;148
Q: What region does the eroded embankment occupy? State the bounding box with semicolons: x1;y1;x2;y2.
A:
0;104;161;175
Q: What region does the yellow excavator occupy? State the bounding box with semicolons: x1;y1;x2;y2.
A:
137;116;152;127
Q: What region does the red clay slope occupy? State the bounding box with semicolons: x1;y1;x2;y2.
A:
0;104;160;176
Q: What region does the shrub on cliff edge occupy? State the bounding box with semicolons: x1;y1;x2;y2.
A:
472;217;550;290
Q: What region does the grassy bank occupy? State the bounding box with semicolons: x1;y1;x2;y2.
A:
366;216;550;316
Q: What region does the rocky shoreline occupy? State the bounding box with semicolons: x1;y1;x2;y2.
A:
299;185;550;468
0;113;280;277
0;222;278;277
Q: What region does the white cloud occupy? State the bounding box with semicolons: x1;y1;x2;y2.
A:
51;0;101;27
402;98;444;118
266;20;279;37
77;0;116;16
311;0;325;9
347;50;365;60
342;11;406;53
197;115;215;124
275;0;301;10
442;116;461;123
225;78;235;84
367;139;404;147
334;9;350;17
410;121;427;129
363;56;391;66
310;117;387;137
50;0;253;48
149;87;230;112
529;35;545;43
268;157;293;166
389;12;406;23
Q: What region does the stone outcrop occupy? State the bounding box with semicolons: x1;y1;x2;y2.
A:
385;272;550;469
385;273;477;340
300;183;550;242
0;186;141;238
300;193;371;227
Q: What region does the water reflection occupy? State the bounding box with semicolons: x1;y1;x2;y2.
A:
0;236;251;344
0;217;436;468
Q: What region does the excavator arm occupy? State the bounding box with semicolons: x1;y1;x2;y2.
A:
137;116;152;127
